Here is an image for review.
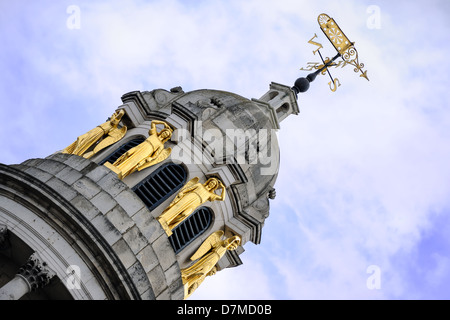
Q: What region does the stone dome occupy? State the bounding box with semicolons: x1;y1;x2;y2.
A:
121;83;298;244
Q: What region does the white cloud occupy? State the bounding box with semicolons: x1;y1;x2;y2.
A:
425;253;450;288
189;246;276;300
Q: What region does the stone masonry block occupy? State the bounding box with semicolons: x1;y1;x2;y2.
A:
136;245;159;273
164;262;182;286
111;238;137;270
127;261;152;295
46;152;71;163
168;277;185;300
155;287;171;300
72;177;101;200
37;159;67;175
132;208;164;243
46;177;78;201
140;288;156;300
90;191;117;215
114;190;145;217
62;155;92;172
122;225;148;254
70;195;101;221
165;263;184;300
152;234;177;271
20;158;44;167
55;166;83;185
22;166;53;183
85;165;110;183
97;172;127;197
105;205;135;233
90;214;122;246
146;265;167;298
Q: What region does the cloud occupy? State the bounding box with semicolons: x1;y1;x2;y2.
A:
189;246;276;300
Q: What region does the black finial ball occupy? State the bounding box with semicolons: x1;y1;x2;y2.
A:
293;77;310;93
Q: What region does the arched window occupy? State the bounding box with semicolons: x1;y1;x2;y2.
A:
169;207;213;253
276;102;290;119
99;137;146;165
132;163;187;211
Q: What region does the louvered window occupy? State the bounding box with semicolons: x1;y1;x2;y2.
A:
169;207;213;253
132;163;187;211
99;137;146;165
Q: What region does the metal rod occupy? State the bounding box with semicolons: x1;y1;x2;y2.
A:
317;50;335;83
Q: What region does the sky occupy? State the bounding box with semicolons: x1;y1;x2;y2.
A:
1;0;450;300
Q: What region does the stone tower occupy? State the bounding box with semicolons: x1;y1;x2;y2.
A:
0;82;298;300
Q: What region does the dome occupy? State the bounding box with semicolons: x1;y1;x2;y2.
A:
175;88;280;210
120;84;298;244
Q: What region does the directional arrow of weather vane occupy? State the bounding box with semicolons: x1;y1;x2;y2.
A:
292;13;369;94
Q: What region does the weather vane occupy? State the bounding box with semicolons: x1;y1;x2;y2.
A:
292;13;369;94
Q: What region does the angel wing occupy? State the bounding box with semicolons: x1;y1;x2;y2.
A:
165;176;199;209
190;230;224;261
137;147;172;171
83;126;127;159
62;140;77;154
179;177;199;193
94;126;127;153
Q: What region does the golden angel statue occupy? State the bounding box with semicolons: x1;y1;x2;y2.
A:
104;120;173;179
62;109;127;159
157;177;226;236
181;231;241;299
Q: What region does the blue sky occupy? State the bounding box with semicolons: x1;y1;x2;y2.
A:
1;0;450;300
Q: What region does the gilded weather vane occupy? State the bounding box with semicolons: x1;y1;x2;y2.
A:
293;13;369;94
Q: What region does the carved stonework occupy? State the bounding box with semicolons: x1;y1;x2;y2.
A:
268;187;276;200
17;253;56;291
210;97;224;108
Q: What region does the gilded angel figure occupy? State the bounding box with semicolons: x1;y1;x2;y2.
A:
181;231;241;299
157;177;226;236
62;109;127;159
104;120;173;179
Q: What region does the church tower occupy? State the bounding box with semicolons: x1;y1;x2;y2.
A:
0;82;298;300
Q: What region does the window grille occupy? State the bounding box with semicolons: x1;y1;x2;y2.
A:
169;207;213;253
132;163;187;211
